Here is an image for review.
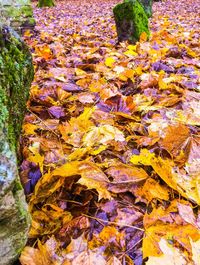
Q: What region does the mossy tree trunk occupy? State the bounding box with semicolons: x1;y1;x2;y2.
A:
38;0;55;7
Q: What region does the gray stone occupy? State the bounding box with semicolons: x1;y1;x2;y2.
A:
113;0;150;43
0;0;35;33
0;24;34;265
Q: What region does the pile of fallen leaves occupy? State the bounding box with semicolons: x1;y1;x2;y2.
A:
19;0;200;264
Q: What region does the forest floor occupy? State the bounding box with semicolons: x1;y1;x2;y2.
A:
20;0;200;264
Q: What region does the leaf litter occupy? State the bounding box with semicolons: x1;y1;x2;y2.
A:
20;0;200;264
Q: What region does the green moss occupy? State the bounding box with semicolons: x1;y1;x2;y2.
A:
27;17;36;26
124;0;152;18
38;0;55;7
21;5;34;17
113;0;150;43
0;25;34;151
5;5;33;19
12;178;23;193
13;178;30;220
0;25;32;265
0;1;35;32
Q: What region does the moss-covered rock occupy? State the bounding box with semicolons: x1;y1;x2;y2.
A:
124;0;153;18
113;0;150;43
38;0;55;7
0;24;34;265
0;0;35;33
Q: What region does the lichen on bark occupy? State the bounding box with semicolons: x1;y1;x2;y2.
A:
0;25;34;265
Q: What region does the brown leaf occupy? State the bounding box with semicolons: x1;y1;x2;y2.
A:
159;123;190;158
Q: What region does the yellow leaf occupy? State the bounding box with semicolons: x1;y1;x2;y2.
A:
130;148;155;166
140;31;148;42
136;178;169;202
34;160;111;200
127;44;137;51
23;124;38;135
51;161;80;177
77;161;111;200
118;73;128;81
27;153;44;174
89;79;106;92
130;149;200;204
99;226;121;242
68;147;90;161
158;75;168;90
146;239;188;265
75;68;87;76
143;223;200;258
59;107;95;146
23;29;33;37
35;44;52;60
124;50;137;56
135;66;143;75
105;57;116;68
90;145;107;155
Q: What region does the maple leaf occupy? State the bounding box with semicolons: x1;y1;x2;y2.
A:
130;149;200;204
31;160;111;201
159;123;190;158
59;107;95;147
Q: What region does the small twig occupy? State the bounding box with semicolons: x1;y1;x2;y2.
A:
119;237;143;259
82;214;144;232
27;108;60;137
